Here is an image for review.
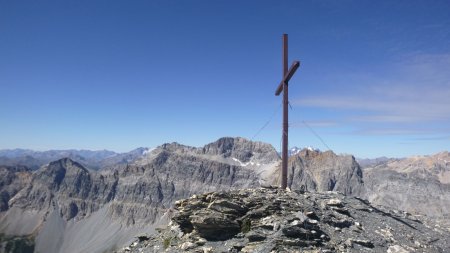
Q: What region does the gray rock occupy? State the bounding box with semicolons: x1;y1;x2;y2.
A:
190;210;240;240
282;225;316;239
362;151;450;220
271;149;364;196
121;188;450;252
207;199;247;215
245;231;266;242
0;165;32;211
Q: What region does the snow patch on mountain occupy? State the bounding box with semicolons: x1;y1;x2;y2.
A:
142;148;154;155
287;146;320;156
231;157;261;167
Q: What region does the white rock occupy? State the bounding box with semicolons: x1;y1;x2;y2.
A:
202;246;213;253
291;220;301;226
387;245;410;253
262;216;273;221
327;199;342;206
196;238;207;245
180;242;196;250
273;222;280;231
307;219;318;224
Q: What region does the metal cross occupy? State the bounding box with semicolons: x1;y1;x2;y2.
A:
274;34;300;189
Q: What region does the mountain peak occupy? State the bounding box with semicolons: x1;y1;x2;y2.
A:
47;157;89;173
32;158;91;190
270;149;362;195
202;137;280;164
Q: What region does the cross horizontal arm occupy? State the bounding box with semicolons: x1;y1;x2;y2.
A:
275;60;301;96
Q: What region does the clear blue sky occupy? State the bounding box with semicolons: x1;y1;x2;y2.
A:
1;0;449;158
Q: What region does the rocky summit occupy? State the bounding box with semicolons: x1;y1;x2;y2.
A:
120;187;450;253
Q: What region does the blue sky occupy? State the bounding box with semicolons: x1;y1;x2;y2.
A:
0;0;449;158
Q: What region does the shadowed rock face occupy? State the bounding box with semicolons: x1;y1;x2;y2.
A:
0;166;32;211
9;158;117;221
272;149;364;196
121;187;450;253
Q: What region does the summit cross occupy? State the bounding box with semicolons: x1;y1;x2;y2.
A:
274;34;300;190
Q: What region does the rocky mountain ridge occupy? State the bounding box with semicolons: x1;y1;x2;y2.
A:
0;148;151;170
281;149;364;196
357;156;394;168
0;165;32;212
0;137;281;253
120;187;450;253
0;137;449;252
363;151;450;219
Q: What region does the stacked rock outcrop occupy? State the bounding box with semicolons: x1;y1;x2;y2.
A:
121;187;450;252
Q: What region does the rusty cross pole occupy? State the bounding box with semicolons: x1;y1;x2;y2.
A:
275;34;300;189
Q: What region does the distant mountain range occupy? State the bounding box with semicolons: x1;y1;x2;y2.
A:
1;146;322;170
0;138;448;252
0;148;152;170
356;156;398;168
0;146;404;170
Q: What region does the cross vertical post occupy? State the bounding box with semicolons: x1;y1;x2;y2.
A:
281;34;288;190
275;34;300;190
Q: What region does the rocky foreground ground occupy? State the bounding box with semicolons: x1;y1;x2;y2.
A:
119;187;450;253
